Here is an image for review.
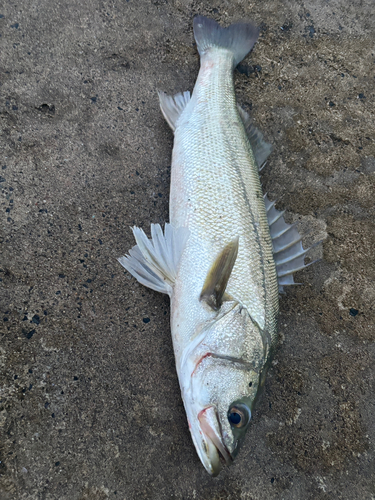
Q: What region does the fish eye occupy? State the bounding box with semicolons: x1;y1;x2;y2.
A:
228;404;251;428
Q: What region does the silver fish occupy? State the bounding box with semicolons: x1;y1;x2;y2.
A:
119;16;311;475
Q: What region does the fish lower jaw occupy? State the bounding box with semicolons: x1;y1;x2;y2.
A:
197;406;233;475
190;426;231;477
203;434;223;476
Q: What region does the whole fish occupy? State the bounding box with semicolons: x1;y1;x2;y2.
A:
119;16;310;475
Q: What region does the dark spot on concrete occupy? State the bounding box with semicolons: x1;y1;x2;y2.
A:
143;317;150;323
236;64;261;77
36;103;55;115
349;308;359;317
306;25;316;38
280;22;293;32
23;329;35;339
31;314;40;325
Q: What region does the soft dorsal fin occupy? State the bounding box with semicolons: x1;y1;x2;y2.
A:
238;105;273;169
199;238;239;310
158;91;191;132
264;194;319;292
118;223;189;296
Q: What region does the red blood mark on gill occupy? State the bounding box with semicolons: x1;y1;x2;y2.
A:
192;352;212;377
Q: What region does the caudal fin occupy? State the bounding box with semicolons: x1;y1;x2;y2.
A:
193;16;259;67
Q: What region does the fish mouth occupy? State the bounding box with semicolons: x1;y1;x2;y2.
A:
197;406;232;476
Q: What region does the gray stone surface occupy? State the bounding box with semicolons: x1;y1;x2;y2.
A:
1;0;374;498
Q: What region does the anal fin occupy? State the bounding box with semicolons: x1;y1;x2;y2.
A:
118;223;189;296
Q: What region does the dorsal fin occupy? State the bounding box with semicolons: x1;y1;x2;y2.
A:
264;194;319;292
200;238;239;311
158;91;191;132
238;105;273;169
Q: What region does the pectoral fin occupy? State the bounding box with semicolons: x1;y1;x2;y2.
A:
200;238;239;311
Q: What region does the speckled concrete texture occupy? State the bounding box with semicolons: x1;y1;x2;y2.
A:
1;1;374;499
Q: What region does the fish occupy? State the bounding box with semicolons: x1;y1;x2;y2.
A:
118;16;313;476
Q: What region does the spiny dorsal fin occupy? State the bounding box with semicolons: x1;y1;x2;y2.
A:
264;194;319;292
200;238;239;311
118;223;189;296
238;105;273;169
158;91;191;132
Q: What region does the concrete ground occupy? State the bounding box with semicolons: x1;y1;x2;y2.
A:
1;0;374;498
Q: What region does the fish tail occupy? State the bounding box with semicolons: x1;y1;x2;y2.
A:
193;16;259;67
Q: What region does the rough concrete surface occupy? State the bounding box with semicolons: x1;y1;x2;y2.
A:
1;0;374;498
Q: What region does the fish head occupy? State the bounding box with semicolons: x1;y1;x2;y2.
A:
181;301;267;476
